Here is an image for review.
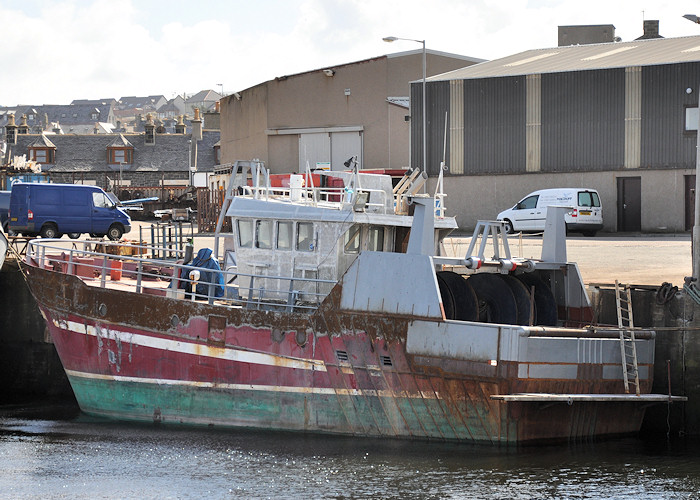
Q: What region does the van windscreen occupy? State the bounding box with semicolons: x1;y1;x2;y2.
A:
578;191;600;208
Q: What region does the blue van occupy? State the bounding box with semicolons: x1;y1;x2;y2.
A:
0;191;10;232
9;183;131;240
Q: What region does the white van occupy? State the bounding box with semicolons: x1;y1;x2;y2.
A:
497;188;603;236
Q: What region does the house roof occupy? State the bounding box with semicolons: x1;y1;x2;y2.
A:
28;135;56;148
186;90;221;102
427;35;700;81
9;133;193;173
195;130;221;173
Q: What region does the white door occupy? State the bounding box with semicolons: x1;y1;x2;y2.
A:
330;131;363;171
299;133;330;172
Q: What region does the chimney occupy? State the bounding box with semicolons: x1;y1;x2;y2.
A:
192;108;203;141
144;113;155;144
215;101;220;113
6;113;17;144
94;122;100;134
175;114;186;134
18;114;29;134
636;20;663;40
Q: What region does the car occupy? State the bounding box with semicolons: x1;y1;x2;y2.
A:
497;188;603;236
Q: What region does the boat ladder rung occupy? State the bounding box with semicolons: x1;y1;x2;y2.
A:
615;280;640;395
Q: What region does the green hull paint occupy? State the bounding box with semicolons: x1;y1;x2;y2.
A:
67;375;505;443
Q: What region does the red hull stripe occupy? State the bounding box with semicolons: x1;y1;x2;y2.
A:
52;318;327;373
64;369;443;399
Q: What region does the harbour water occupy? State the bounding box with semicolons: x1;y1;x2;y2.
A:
0;403;699;499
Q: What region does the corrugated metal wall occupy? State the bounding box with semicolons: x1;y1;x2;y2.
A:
641;62;700;168
541;69;625;172
412;62;700;178
411;81;451;175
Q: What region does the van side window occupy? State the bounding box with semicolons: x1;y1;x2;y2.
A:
92;192;112;208
517;195;538;210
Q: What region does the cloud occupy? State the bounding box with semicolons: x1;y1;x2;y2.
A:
2;0;700;105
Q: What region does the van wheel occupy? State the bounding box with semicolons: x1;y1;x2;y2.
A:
40;224;59;239
107;224;123;241
503;219;514;234
68;233;81;239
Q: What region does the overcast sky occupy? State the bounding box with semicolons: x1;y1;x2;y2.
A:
3;0;700;106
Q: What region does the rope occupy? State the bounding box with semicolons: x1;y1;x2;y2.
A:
656;282;678;305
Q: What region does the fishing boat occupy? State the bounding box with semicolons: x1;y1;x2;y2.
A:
21;160;683;444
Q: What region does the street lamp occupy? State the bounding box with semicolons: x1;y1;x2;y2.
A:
217;83;224;96
383;35;427;173
683;15;700;279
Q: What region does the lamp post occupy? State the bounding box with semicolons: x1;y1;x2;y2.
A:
683;15;700;279
383;36;427;173
218;83;224;96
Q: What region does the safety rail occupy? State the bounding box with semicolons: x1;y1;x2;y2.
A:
25;239;335;312
239;184;390;214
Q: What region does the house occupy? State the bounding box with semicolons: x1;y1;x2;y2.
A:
2;111;219;200
219;50;482;174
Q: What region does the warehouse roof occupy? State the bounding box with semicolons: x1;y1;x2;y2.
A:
428;35;700;81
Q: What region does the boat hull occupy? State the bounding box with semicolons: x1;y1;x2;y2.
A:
27;265;649;444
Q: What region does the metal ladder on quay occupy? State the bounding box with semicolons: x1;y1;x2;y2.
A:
615;280;640;395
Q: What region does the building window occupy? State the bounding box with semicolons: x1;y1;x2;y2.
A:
296;222;315;252
92;112;99;120
29;148;54;164
145;128;155;145
686;107;698;132
108;148;133;164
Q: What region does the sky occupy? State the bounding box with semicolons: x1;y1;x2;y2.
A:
3;0;700;106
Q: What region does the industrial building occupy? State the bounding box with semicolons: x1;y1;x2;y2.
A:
417;29;700;233
218;50;482;174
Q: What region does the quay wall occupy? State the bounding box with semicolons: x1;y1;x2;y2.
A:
589;285;700;438
0;259;74;402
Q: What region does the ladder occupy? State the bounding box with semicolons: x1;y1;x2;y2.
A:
615;280;640;395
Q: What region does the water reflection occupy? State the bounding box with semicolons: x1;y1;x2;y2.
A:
0;406;699;499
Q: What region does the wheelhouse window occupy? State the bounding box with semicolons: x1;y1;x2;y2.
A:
255;220;273;249
368;226;384;251
296;222;314;252
343;225;361;254
237;220;253;248
277;221;293;250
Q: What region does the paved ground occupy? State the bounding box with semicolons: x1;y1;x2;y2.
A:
126;220;692;288
444;232;691;287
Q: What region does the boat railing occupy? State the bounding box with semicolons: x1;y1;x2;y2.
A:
25;239;335;313
240;184;391;214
